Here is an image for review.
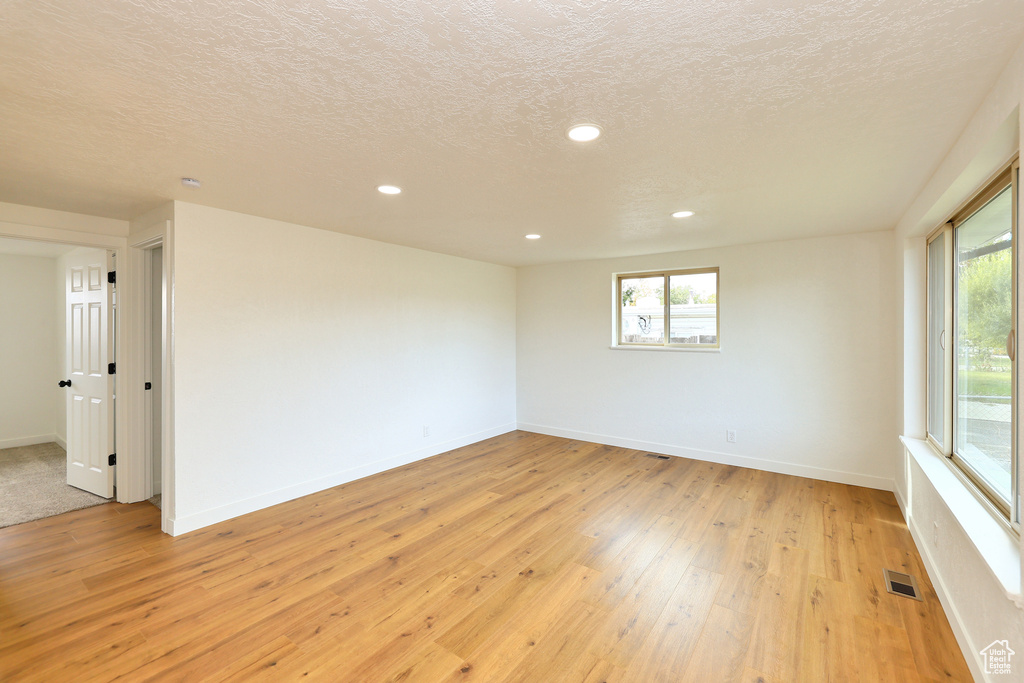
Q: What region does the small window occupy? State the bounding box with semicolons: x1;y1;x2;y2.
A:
616;268;719;348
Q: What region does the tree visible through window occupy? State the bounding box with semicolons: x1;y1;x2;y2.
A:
927;160;1018;521
955;185;1013;503
617;268;719;348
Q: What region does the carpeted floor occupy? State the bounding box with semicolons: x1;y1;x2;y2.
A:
0;442;110;528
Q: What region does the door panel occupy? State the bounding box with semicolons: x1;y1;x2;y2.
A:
65;251;113;498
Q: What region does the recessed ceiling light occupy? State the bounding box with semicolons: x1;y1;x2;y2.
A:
671;210;695;218
377;185;402;195
181;177;201;189
567;124;601;142
525;234;541;240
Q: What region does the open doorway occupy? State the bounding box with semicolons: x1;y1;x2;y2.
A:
0;237;114;527
1;206;174;534
145;245;163;509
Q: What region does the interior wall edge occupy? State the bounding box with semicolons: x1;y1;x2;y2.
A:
516;423;894;492
165;422;517;536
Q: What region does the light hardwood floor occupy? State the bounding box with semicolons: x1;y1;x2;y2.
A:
0;431;972;681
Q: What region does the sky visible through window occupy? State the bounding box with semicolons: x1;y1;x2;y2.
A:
620;271;717;345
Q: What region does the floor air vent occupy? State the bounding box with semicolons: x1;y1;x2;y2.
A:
883;568;922;601
644;453;671;460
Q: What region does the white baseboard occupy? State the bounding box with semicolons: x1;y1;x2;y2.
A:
54;434;67;450
517;423;894;491
897;487;988;683
893;481;908;519
165;423;517;536
0;433;58;450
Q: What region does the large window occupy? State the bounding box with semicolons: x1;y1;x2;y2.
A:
616;268;719;348
927;160;1018;522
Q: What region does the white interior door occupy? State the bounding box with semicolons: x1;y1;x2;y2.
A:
65;250;113;498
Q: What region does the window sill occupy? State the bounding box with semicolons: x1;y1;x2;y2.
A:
900;436;1021;598
608;345;721;353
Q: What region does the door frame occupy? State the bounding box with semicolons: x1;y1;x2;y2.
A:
126;216;174;532
0;210;174;533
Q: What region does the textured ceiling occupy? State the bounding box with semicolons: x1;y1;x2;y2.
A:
2;1;1023;266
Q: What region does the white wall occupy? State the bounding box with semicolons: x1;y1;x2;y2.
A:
167;202;517;533
517;230;900;489
901;441;1023;683
0;201;128;238
0;201;129;453
0;253;58;448
894;37;1024;683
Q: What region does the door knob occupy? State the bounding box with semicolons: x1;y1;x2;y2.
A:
59;379;71;387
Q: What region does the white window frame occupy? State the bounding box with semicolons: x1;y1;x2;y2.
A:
615;267;720;350
926;158;1019;527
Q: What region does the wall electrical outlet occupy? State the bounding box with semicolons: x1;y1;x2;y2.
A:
423;426;430;437
726;430;737;443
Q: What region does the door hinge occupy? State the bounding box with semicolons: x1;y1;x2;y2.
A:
107;271;116;284
108;453;116;466
108;362;116;375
